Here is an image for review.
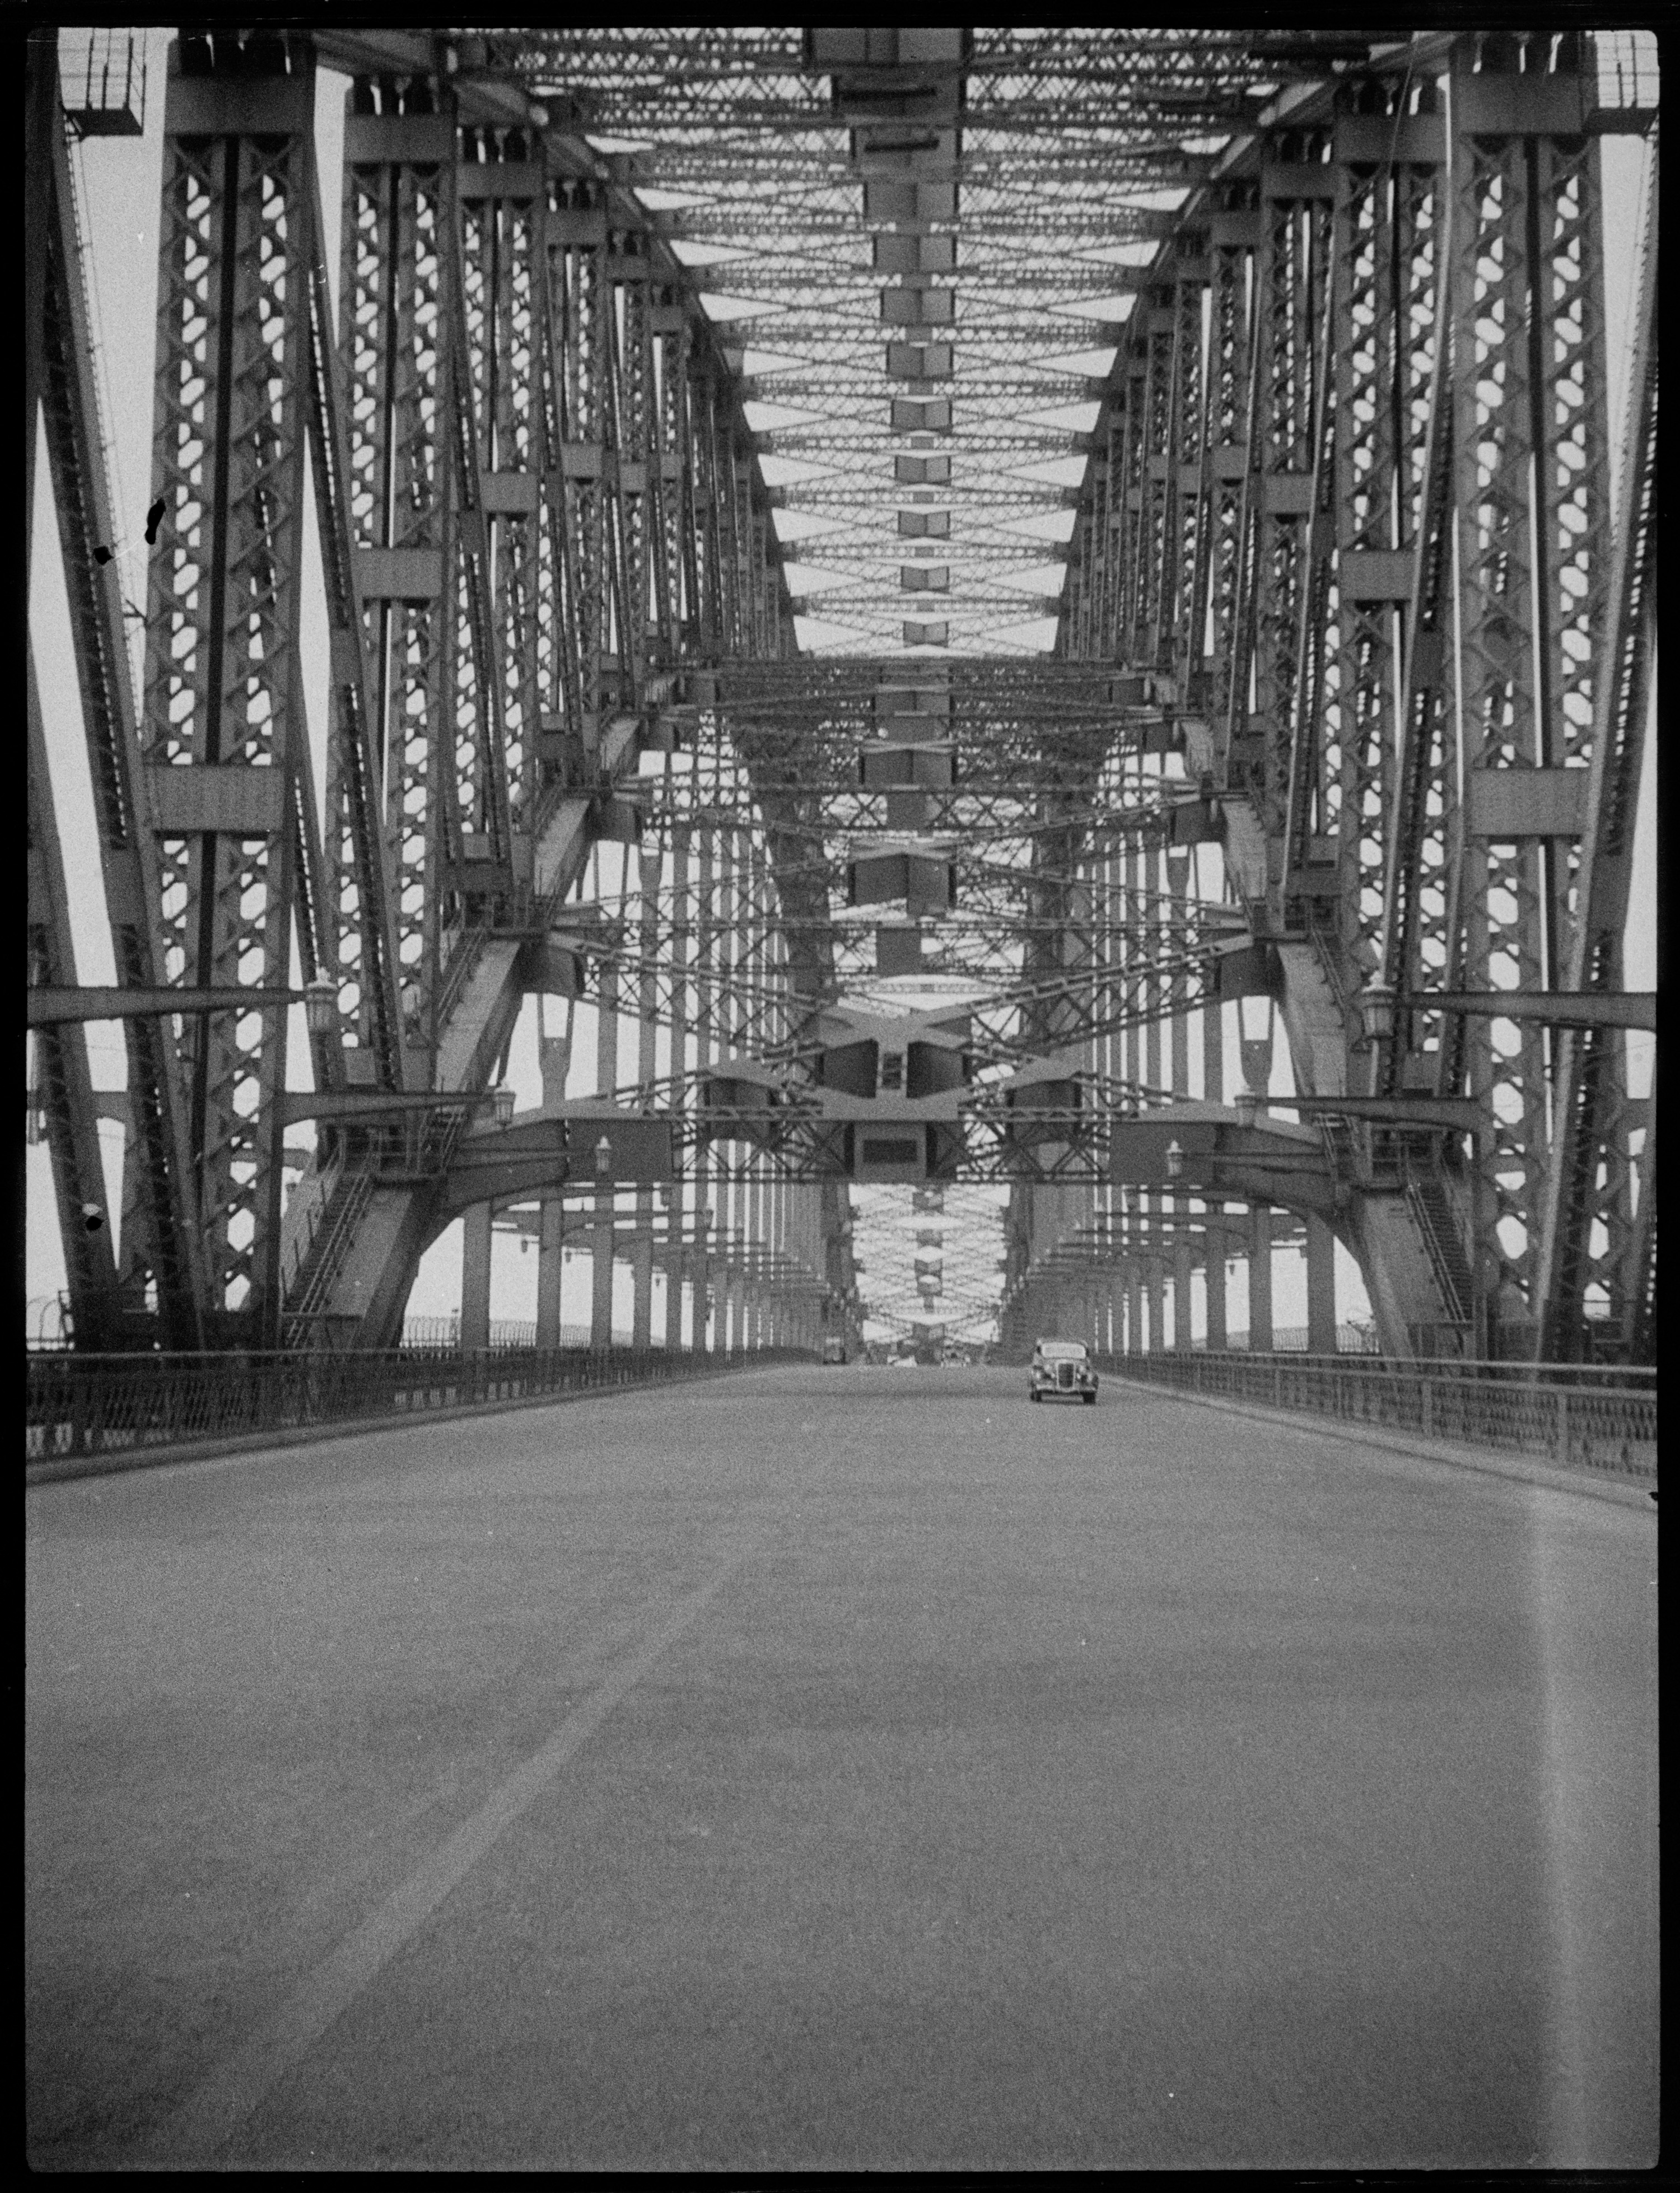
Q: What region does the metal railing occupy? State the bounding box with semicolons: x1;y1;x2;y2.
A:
402;1314;462;1350
277;1142;344;1305
399;1316;556;1351
1213;1325;1384;1355
1096;1350;1656;1483
26;1343;816;1472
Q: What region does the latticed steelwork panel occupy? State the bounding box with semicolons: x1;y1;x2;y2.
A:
1051;31;1654;1364
1444;63;1616;1338
511;27;1345;657
1320;113;1441;990
341;122;452;1044
142;64;318;1326
29;37;206;1348
29;27;1654;1366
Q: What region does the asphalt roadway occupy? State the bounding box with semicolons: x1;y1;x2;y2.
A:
26;1364;1659;2171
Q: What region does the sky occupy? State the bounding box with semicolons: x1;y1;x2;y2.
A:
27;29;1656;1344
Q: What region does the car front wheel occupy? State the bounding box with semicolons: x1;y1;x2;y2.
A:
1082;1391;1095;1405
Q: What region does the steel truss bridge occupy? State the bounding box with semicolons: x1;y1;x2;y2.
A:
26;25;1656;1368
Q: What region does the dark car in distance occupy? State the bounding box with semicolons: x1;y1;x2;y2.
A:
1029;1338;1098;1404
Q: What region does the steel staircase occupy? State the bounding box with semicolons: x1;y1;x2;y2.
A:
1404;1159;1476;1330
281;1167;374;1342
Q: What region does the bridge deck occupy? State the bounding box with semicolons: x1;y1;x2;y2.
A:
26;1367;1656;2170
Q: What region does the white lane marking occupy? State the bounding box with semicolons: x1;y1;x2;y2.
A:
144;1534;763;2164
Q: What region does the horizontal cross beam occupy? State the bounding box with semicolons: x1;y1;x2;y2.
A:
27;984;309;1025
1402;991;1656;1032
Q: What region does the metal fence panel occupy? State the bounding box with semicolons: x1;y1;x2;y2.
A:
26;1346;814;1468
1094;1352;1656;1483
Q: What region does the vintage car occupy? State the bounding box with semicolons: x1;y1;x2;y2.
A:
1029;1338;1098;1404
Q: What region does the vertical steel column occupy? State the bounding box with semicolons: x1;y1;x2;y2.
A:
1323;88;1444;992
535;995;570;1346
1204;1219;1228;1352
738;824;756;1347
1142;799;1164;1347
1162;237;1211;693
459;143;544;858
1169;844;1193;1347
692;823;716;1349
1242;1008;1275;1349
664;822;691;1350
1206;193;1257;740
591;890;619;1347
299;99;405;1096
1446;36;1613;1351
1066;843;1096;1355
27;656;124;1349
536;1197;564;1347
719;821;744;1350
460;1196;492;1349
1095;837;1114;1352
760;1165;778;1348
550;180;608;760
1131;288;1176;666
143;45;318;1342
29;40;205;1345
340;89;455;1056
1306;1212;1337;1353
1529;113;1656;1362
441;122;514;920
763;837;787;1347
1278;195;1337;922
631;823;659;1347
1203;940;1227;1349
1119;809;1142;1346
1249;1203;1275;1352
1245;135;1333;840
1112;336;1149;659
745;837;772;1351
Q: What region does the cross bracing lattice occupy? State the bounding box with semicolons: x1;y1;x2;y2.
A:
26;26;1655;1368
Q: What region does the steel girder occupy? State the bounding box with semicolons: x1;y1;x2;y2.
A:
138;44;336;1341
26;655;125;1351
1054;34;1655;1362
30;29;839;1352
1528;138;1658;1363
27;34;207;1349
1440;58;1616;1352
34;30;1654;1364
288;52;816;1346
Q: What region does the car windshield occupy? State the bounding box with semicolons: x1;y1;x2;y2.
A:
1036;1342;1088;1361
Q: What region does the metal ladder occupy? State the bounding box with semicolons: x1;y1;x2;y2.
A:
1404;1160;1475;1329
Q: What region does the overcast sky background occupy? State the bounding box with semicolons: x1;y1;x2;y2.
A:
27;30;1655;1341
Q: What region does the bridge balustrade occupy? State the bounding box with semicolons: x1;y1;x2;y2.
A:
26;1345;816;1476
1098;1351;1656;1484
